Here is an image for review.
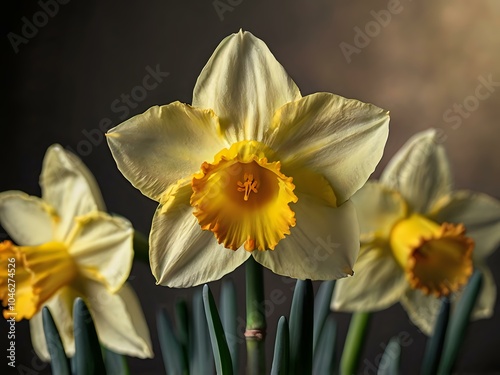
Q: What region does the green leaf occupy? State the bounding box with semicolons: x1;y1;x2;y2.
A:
175;298;190;370
313;280;336;353
203;284;234;375
73;298;106;375
420;298;450;375
220;279;239;374
42;307;71;375
377;337;401;375
339;312;370;375
157;307;188;375
102;346;130;375
190;288;214;374
438;270;483;374
175;299;189;346
313;313;337;375
270;316;290;375
289;279;314;375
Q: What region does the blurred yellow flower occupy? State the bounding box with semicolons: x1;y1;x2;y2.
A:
332;129;500;334
0;145;152;360
106;30;390;287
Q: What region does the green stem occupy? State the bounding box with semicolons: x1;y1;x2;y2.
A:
340;312;371;375
245;257;266;375
133;231;149;263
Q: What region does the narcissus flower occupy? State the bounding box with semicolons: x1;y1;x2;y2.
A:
106;30;389;287
332;129;500;334
0;145;153;360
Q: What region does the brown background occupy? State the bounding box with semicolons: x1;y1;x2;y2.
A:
1;1;500;374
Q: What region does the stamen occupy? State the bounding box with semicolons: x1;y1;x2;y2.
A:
237;173;259;201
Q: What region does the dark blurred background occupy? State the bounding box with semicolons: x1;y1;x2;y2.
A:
1;1;500;374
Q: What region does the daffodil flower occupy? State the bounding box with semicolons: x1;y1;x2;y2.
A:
106;30;389;287
332;129;500;334
0;145;153;360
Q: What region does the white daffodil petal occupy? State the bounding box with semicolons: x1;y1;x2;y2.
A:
470;263;496;321
398;264;495;336
253;197;359;280
0;191;54;246
331;244;407;312
351;182;407;242
399;288;442;335
41;144;105;241
430;190;500;260
69;212;134;292
192;30;301;143
41;144;106;211
267;92;389;204
106;102;227;201
380;129;452;214
150;184;250;287
30;312;50;361
30;286;80;360
85;281;153;359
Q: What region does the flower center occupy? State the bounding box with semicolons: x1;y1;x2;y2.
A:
191;141;298;252
389;214;474;297
0;240;77;321
237;173;259;201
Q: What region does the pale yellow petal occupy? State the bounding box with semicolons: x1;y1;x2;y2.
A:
0;191;54;246
266;92;389;204
332;244;407;312
150;183;250;287
430;190;500;260
30;287;81;360
68;212;134;292
399;288;442;335
192;30;301;143
41;144;105;241
253;196;359;280
84;281;153;359
106;102;227;201
468;263;496;322
400;261;495;337
351;182;408;242
381;129;452;214
30;311;50;361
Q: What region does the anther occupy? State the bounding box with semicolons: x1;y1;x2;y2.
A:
237;173;258;201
